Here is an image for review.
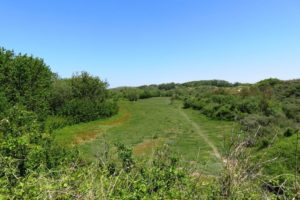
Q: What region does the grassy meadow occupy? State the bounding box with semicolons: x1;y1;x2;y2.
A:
54;97;235;174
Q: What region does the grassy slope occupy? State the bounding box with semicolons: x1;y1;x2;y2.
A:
54;97;236;174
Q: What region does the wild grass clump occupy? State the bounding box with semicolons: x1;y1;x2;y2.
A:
0;144;203;199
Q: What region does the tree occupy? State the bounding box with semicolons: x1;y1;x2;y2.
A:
0;48;53;119
71;71;108;101
49;78;72;114
57;71;118;122
126;89;140;101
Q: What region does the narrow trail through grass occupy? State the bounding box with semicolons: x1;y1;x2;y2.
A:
177;108;222;160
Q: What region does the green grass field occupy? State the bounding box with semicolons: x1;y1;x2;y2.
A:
54;97;236;174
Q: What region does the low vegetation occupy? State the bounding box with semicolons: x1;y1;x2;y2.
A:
0;47;299;199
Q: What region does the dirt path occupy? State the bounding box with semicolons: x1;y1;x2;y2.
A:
177;109;222;160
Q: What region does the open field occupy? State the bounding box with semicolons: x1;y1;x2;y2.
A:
54;97;236;174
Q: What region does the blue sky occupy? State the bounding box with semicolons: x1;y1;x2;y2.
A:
1;0;300;87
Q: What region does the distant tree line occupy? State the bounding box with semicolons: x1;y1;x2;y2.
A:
111;80;243;102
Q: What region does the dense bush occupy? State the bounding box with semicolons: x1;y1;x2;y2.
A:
0;106;75;196
49;78;72;114
0;48;53;120
125;88;140;101
45;115;74;133
262;133;300;176
0;92;8;118
183;80;299;126
49;72;118;124
282;100;300;122
113;86;163;101
60;98;118;123
1;139;285;199
2;136;297;199
183;94;241;121
181;79;300;179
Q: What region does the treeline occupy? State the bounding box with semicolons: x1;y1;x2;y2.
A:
182;79;243;87
0;48;118;128
111;80;241;101
111;85;168;101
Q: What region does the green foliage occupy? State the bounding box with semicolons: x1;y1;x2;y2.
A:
115;143;134;173
49;78;72;114
0;47;119;128
125;88;140;101
0;92;9;118
238;97;260;114
139;86;161;99
183;94;240;121
70;71;108;100
262;133;300;175
0;106;74;196
3;141;294;199
182;79;234;87
0;144;204;199
60;97;235;174
45;115;74;133
158;82;176;90
283;128;296;137
282;100;300;122
1;47;299;198
181;79;300;179
1;99;298;199
49;71;118;124
0;48;53;120
112;85;165;101
257;78;282;87
60;97;118;123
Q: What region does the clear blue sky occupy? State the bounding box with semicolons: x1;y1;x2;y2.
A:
1;0;300;87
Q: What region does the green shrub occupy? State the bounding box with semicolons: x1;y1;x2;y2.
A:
97;99;119;117
283;101;300;121
0;92;9;118
238;97;260;114
283;128;295;137
214;105;236;121
45;115;74;132
0;48;53;120
49;71;118;124
0;106;74;195
262;134;299;176
60;98;118;123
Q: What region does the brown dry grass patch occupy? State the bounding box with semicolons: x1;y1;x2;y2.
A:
71;111;131;145
73;131;99;145
133;139;162;155
100;112;130;126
